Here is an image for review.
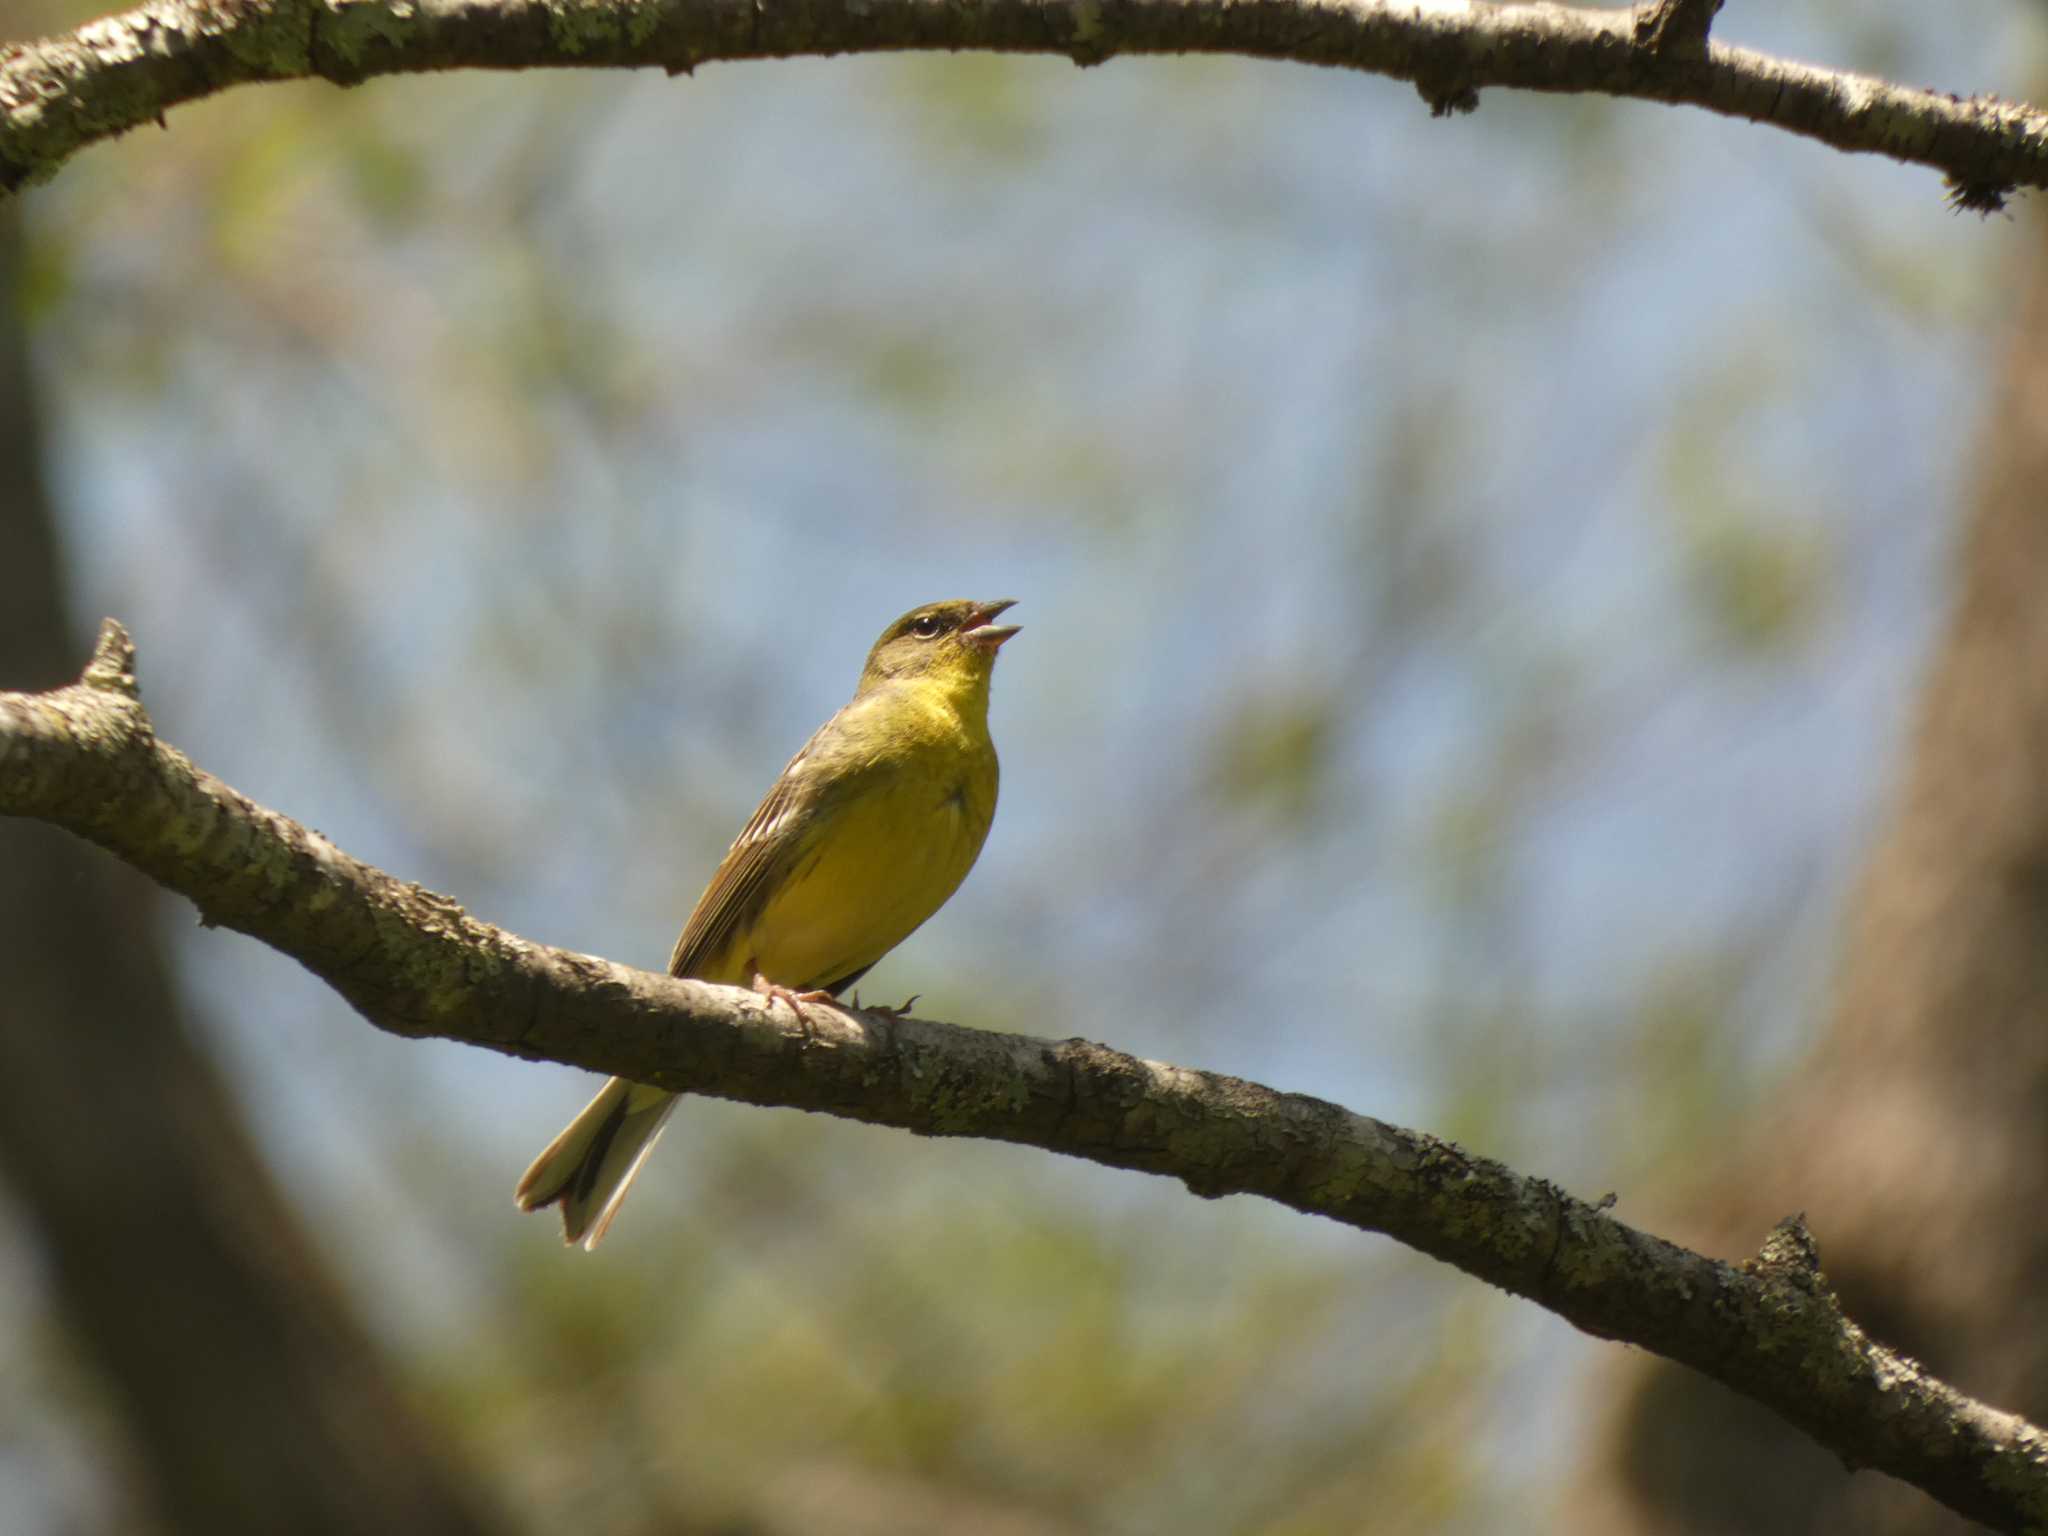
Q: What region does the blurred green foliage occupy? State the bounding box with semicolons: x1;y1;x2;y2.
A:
0;1;2034;1532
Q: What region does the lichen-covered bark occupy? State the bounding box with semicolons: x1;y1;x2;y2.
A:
3;0;2046;203
4;623;2048;1529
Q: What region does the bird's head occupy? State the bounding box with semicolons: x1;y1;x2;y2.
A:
857;599;1020;694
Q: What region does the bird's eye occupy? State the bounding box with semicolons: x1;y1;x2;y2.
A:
909;614;947;639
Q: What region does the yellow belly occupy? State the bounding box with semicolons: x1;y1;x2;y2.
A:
735;764;992;991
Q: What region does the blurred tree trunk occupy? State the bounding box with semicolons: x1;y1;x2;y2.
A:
1574;209;2048;1532
0;213;504;1536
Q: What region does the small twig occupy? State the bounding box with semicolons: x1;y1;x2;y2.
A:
1635;0;1724;59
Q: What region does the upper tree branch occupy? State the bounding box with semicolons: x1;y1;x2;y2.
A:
4;621;2047;1530
3;0;2045;207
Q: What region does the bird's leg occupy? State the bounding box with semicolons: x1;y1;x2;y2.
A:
751;973;838;1037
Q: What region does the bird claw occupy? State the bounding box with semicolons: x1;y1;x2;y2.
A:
752;974;836;1039
862;992;921;1020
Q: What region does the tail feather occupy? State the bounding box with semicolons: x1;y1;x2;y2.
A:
515;1078;679;1249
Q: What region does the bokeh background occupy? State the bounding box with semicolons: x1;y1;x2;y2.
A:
3;2;2045;1531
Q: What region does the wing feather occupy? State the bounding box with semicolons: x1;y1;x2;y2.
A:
666;712;843;980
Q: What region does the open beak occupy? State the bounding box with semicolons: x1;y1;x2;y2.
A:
963;599;1021;652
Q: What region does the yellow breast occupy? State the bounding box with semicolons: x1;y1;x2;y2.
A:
737;683;999;991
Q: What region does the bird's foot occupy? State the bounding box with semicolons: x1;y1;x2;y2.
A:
752;974;837;1037
852;991;921;1020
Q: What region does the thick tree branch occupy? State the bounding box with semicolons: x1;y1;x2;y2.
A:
4;622;2047;1530
3;0;2044;208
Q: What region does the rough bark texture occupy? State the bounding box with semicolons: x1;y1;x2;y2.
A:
0;212;503;1536
5;618;2048;1528
1574;210;2048;1535
2;0;2045;206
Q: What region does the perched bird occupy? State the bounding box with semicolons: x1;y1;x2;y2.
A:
515;598;1020;1248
